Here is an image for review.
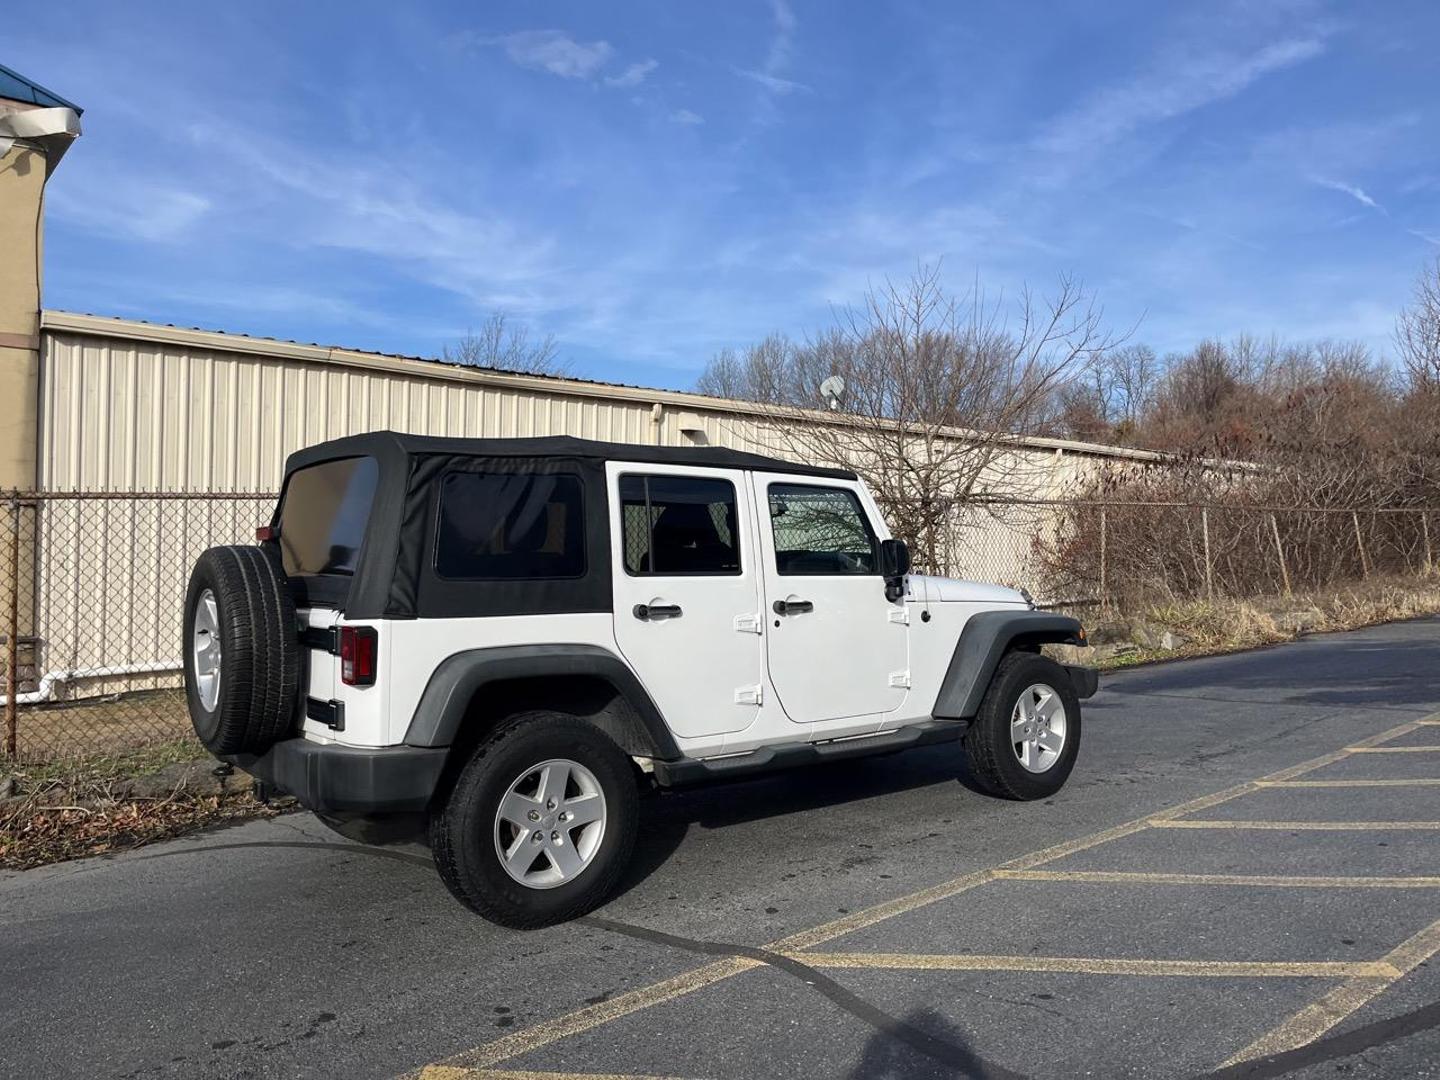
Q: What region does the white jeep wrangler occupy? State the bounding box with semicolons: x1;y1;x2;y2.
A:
184;432;1095;927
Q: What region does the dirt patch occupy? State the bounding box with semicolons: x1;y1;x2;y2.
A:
0;739;283;870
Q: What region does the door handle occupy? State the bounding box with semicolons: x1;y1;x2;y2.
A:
633;603;682;620
772;598;814;615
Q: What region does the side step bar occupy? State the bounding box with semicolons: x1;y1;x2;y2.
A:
652;719;968;788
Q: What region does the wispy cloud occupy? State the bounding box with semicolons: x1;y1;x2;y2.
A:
1032;35;1327;182
669;108;704;126
48;180;210;243
738;0;809;101
605;59;658;88
1311;176;1384;211
735;69;810;95
181;120;561;309
481;30;613;80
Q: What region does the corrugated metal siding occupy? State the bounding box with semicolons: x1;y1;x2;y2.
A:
39;331;664;492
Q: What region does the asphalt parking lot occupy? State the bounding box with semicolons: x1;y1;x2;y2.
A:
6;619;1440;1080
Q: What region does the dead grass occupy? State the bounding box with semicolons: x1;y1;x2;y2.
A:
1100;574;1440;669
0;737;277;871
0;796;280;870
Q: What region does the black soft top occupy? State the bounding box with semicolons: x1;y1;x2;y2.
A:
283;430;856;480
275;430;857;619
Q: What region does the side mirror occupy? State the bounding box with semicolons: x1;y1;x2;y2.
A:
878;538;910;600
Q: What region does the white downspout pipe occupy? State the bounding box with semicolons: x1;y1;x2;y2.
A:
0;659;182;706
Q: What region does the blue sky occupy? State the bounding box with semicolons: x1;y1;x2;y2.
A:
14;0;1440;388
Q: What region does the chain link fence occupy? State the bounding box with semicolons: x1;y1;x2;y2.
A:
1;492;274;762
926;498;1439;609
3;489;1437;764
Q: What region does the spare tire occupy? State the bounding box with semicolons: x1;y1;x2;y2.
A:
183;545;301;755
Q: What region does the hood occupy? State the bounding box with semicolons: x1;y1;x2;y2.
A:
907;574;1030;606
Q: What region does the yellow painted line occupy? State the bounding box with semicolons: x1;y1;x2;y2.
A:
1223;915;1440;1066
773;779;1262;954
1258;778;1440;787
413;716;1428;1076
1419;719;1440;726
790;952;1400;979
772;868;998;952
995;869;1440;888
1151;819;1440;831
414;956;760;1075
1346;745;1440;753
420;1070;693;1080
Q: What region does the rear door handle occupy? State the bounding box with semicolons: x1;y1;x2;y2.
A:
633;603;682;620
772;599;814;615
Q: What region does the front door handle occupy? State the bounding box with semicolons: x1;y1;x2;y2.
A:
634;603;682;620
772;598;814;615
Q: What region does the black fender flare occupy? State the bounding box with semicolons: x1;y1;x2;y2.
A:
932;611;1088;720
401;643;680;760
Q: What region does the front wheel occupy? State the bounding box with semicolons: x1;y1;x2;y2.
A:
963;651;1081;800
429;713;639;928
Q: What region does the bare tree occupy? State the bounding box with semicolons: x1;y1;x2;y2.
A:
1397;256;1440;389
696;264;1114;571
695;335;798;403
1050;343;1160;443
442;312;572;376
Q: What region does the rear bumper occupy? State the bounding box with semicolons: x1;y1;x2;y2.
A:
1065;664;1100;700
229;737;448;815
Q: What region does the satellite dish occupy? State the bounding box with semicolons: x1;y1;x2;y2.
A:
819;375;846;411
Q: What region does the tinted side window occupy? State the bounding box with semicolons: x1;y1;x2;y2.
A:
435;472;586;580
278;456;379;577
620;474;741;575
768;483;877;575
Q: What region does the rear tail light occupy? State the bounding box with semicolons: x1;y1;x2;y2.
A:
255;525;276;542
339;625;377;686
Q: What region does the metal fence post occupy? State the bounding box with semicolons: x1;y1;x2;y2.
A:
1352;511;1370;579
1269;512;1291;596
1201;507;1214;599
5;493;18;759
1099;505;1108;610
1424;513;1433;574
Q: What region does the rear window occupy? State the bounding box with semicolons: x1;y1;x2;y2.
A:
277;456;379;577
434;472;586;580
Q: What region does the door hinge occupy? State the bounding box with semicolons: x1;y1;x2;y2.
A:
305;696;346;731
300;626;339;653
734;684;763;705
888;670;911;689
733;612;762;634
887;608;910;626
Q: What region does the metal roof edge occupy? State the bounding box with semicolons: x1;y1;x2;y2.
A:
0;62;83;114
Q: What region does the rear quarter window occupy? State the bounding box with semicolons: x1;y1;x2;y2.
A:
277;456;379;577
434;471;586;580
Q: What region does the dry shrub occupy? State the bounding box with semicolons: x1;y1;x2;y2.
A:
1039;467;1438;610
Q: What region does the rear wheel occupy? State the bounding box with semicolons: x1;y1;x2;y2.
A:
429;713;639;928
963;651;1081;800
